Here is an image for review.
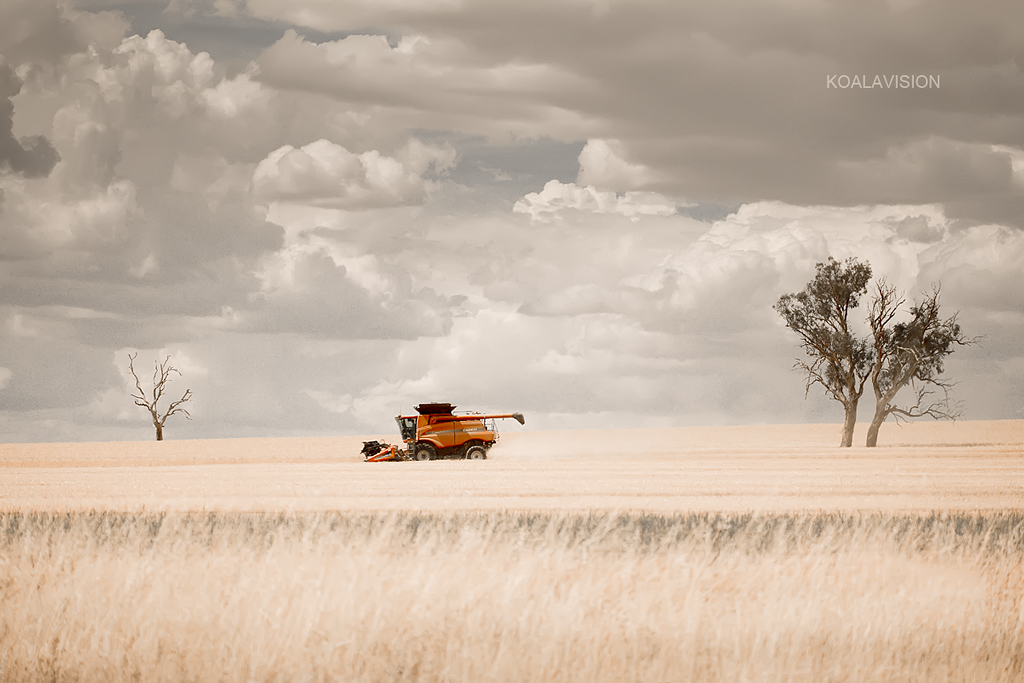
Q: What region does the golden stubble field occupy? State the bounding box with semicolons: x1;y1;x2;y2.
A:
0;419;1021;511
1;420;1023;682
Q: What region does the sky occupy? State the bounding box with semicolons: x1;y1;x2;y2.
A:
0;0;1022;443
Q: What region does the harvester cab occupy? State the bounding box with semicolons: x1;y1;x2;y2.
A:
361;402;525;462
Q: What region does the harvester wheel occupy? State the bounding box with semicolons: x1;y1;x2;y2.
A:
414;444;436;461
466;445;487;460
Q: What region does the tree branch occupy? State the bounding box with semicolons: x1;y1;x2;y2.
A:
161;388;193;424
127;352;193;439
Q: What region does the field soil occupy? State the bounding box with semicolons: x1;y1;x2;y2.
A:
1;419;1021;512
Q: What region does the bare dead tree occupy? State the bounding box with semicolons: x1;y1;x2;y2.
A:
128;353;192;441
775;257;874;447
864;283;977;447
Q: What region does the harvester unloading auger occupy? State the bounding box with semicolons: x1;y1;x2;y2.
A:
362;403;525;462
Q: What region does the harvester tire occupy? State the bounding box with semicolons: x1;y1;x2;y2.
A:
466;445;487;460
414;444;436;461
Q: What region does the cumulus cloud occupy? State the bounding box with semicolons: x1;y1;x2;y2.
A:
577;139;656;191
511;139;689;222
0;64;59;177
253;138;453;209
248;238;452;340
110;30;216;119
917;225;1024;314
513;180;678;222
1;22;284;300
44;28;281;191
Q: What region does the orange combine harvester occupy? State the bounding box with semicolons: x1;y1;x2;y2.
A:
361;403;525;462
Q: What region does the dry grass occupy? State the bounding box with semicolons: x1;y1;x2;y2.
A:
2;422;1022;680
2;510;1023;682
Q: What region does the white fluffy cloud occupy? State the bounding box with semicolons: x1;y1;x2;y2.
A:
577;139;657;191
513;180;678;222
246;230;453;340
253;138;453;209
513;141;686;222
109;30;216;118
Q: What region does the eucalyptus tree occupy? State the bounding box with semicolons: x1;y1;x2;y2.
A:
775;257;873;447
865;282;974;447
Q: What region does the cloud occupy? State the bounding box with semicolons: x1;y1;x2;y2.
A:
248;239;452;340
111;29;217;119
577;138;656;191
340;305;802;431
511;139;687;222
0;64;59;177
255;29;596;141
513;180;678;222
1;0;1022;442
891;215;944;244
0;0;82;68
0;179;140;258
252;138;453;209
917;224;1024;314
0;23;284;313
246;0;1024;226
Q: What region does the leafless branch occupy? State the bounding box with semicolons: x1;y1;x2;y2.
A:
162;389;193;422
889;379;962;423
128;353;156;416
127;352;193;440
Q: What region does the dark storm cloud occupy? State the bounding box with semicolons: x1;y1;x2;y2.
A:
0;64;59;178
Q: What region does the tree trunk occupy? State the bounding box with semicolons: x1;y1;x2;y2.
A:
865;406;886;447
155;423;163;441
840;398;859;447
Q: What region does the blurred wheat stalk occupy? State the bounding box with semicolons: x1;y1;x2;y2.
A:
1;511;1022;682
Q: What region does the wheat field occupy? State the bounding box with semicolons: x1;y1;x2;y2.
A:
1;420;1023;681
1;420;1022;512
2;510;1023;682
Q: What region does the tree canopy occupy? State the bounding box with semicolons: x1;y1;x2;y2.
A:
777;257;973;447
774;257;873;447
865;282;975;446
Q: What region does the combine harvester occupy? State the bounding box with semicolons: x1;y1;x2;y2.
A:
361;403;525;462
